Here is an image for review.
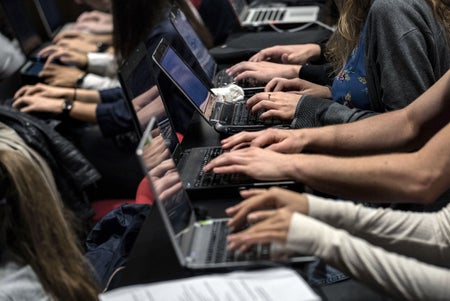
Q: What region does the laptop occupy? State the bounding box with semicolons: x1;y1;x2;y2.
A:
227;0;320;27
136;117;315;269
118;42;163;138
152;39;290;134
0;0;66;83
169;5;264;92
33;0;74;39
154;69;302;199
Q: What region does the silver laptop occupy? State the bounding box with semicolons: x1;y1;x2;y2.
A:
136;117;315;269
228;0;319;27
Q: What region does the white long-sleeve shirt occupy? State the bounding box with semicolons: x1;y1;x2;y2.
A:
286;194;450;300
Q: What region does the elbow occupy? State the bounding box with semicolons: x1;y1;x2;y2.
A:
404;168;443;205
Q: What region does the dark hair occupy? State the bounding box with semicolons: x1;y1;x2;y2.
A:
112;0;170;60
112;0;213;60
0;151;99;301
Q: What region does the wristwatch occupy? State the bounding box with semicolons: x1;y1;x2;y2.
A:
96;42;109;53
61;98;74;117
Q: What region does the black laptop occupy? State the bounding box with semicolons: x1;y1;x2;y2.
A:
169;5;264;92
154;68;301;199
33;0;74;39
136;117;315;269
152;39;291;134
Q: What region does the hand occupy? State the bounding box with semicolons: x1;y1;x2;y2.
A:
56;38;97;53
226;188;309;252
38;45;88;70
76;10;112;25
71;22;113;35
226;61;300;83
249;44;321;64
53;30;110;44
246;91;301;121
39;64;85;87
12;95;63;114
266;78;332;99
220;128;306;153
203;147;292;181
14;83;73;99
227;188;309;229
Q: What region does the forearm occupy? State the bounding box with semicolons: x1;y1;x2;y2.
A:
292;99;415;155
288;145;447;204
287;213;450;301
305;194;450;266
68;101;97;123
297;70;450;155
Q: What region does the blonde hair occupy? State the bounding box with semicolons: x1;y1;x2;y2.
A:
0;150;99;301
326;0;450;72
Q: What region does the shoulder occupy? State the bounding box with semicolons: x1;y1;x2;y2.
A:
369;0;432;17
366;0;437;39
0;262;50;301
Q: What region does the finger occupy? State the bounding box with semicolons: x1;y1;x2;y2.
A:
38;46;58;58
14;85;32;98
233;71;257;82
251;100;277;113
247;210;277;224
245;93;266;109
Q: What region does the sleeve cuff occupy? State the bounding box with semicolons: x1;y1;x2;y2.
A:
87;52;116;76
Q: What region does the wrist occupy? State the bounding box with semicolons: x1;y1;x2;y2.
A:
306;44;322;61
61;98;74;117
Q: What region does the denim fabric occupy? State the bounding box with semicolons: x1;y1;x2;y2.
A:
302;259;349;286
85;204;152;289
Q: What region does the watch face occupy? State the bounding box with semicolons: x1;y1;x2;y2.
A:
62;99;74;113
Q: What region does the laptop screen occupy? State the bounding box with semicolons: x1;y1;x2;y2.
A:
119;43;165;137
169;6;216;81
153;40;215;120
136;118;195;239
1;0;43;56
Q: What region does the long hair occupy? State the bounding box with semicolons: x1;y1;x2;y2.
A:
112;0;170;60
325;0;371;73
326;0;450;73
0;150;99;301
426;0;450;41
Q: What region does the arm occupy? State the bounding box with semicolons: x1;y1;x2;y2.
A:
287;212;450;301
289;121;450;204
298;69;450;155
305;194;450;266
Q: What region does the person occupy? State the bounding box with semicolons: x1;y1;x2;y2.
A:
0;32;25;80
226;0;450;128
204;68;450;210
12;0;211;137
225;186;450;300
0;149;99;300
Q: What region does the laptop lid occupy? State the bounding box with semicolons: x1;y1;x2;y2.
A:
0;0;43;57
169;5;216;84
118;42;164;138
152;38;216;124
136;117;197;268
33;0;64;38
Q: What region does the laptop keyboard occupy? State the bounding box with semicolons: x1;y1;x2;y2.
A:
206;221;271;264
251;8;286;23
231;102;284;126
195;147;250;187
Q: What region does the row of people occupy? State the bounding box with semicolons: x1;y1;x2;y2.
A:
3;0;450;300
